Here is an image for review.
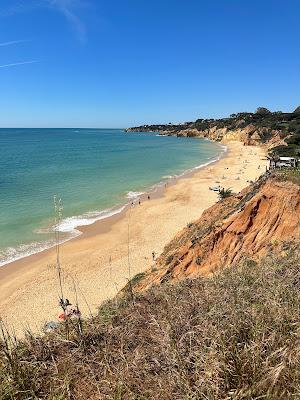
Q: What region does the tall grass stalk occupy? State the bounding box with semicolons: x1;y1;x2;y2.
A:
126;205;135;302
53;196;70;339
53;195;65;304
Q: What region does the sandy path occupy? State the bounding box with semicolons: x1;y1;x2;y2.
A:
0;141;268;336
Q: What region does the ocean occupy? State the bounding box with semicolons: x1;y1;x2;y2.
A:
0;128;224;266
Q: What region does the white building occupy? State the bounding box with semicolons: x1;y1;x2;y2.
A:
269;156;298;169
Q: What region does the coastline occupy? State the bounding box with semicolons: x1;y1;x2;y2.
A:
0;138;225;268
0;141;268;336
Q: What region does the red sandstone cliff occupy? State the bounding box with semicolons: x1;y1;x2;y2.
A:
136;176;300;291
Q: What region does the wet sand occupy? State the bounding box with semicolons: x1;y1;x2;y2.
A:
0;141;268;336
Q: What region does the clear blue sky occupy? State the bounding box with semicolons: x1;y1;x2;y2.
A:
0;0;299;127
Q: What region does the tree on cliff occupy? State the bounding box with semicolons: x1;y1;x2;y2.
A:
256;107;271;115
218;187;233;200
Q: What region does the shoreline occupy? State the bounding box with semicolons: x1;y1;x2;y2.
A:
0;144;226;279
77;143;228;238
0;140;226;268
0;141;268;336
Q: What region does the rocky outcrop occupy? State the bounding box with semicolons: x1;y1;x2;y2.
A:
136;176;300;290
171;128;202;137
169;125;285;148
126;124;286;150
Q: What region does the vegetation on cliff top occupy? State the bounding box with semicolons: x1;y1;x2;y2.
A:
275;166;300;186
1;242;299;399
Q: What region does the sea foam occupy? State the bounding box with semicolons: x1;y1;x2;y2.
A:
0;128;224;267
0;205;127;267
126;191;144;199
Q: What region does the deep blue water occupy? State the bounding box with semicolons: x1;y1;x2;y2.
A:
0;128;223;265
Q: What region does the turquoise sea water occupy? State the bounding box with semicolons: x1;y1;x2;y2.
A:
0;128;224;266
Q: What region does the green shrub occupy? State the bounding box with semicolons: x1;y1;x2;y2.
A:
218;187;233;200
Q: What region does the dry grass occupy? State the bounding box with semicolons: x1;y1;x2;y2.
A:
1;243;300;399
274;168;300;186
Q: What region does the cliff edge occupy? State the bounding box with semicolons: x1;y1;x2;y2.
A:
134;172;300;291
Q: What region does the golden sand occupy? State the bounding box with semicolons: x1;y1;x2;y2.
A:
0;141;268;336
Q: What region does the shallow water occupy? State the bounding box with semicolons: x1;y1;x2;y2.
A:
0;128;224;266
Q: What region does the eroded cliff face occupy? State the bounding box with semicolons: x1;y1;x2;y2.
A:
126;123;286;149
136;177;300;291
165;125;285;149
126;110;300;154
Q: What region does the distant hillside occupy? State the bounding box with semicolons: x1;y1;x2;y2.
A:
126;107;300;158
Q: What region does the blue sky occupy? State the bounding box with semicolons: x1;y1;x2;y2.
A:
0;0;299;127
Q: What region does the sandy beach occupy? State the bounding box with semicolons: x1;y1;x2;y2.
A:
0;141;268;336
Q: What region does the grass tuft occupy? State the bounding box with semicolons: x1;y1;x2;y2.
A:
274;168;300;186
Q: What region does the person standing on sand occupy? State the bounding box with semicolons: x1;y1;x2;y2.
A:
152;251;156;261
148;195;150;200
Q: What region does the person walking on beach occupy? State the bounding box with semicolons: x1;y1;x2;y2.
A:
152;251;156;261
148;195;150;200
